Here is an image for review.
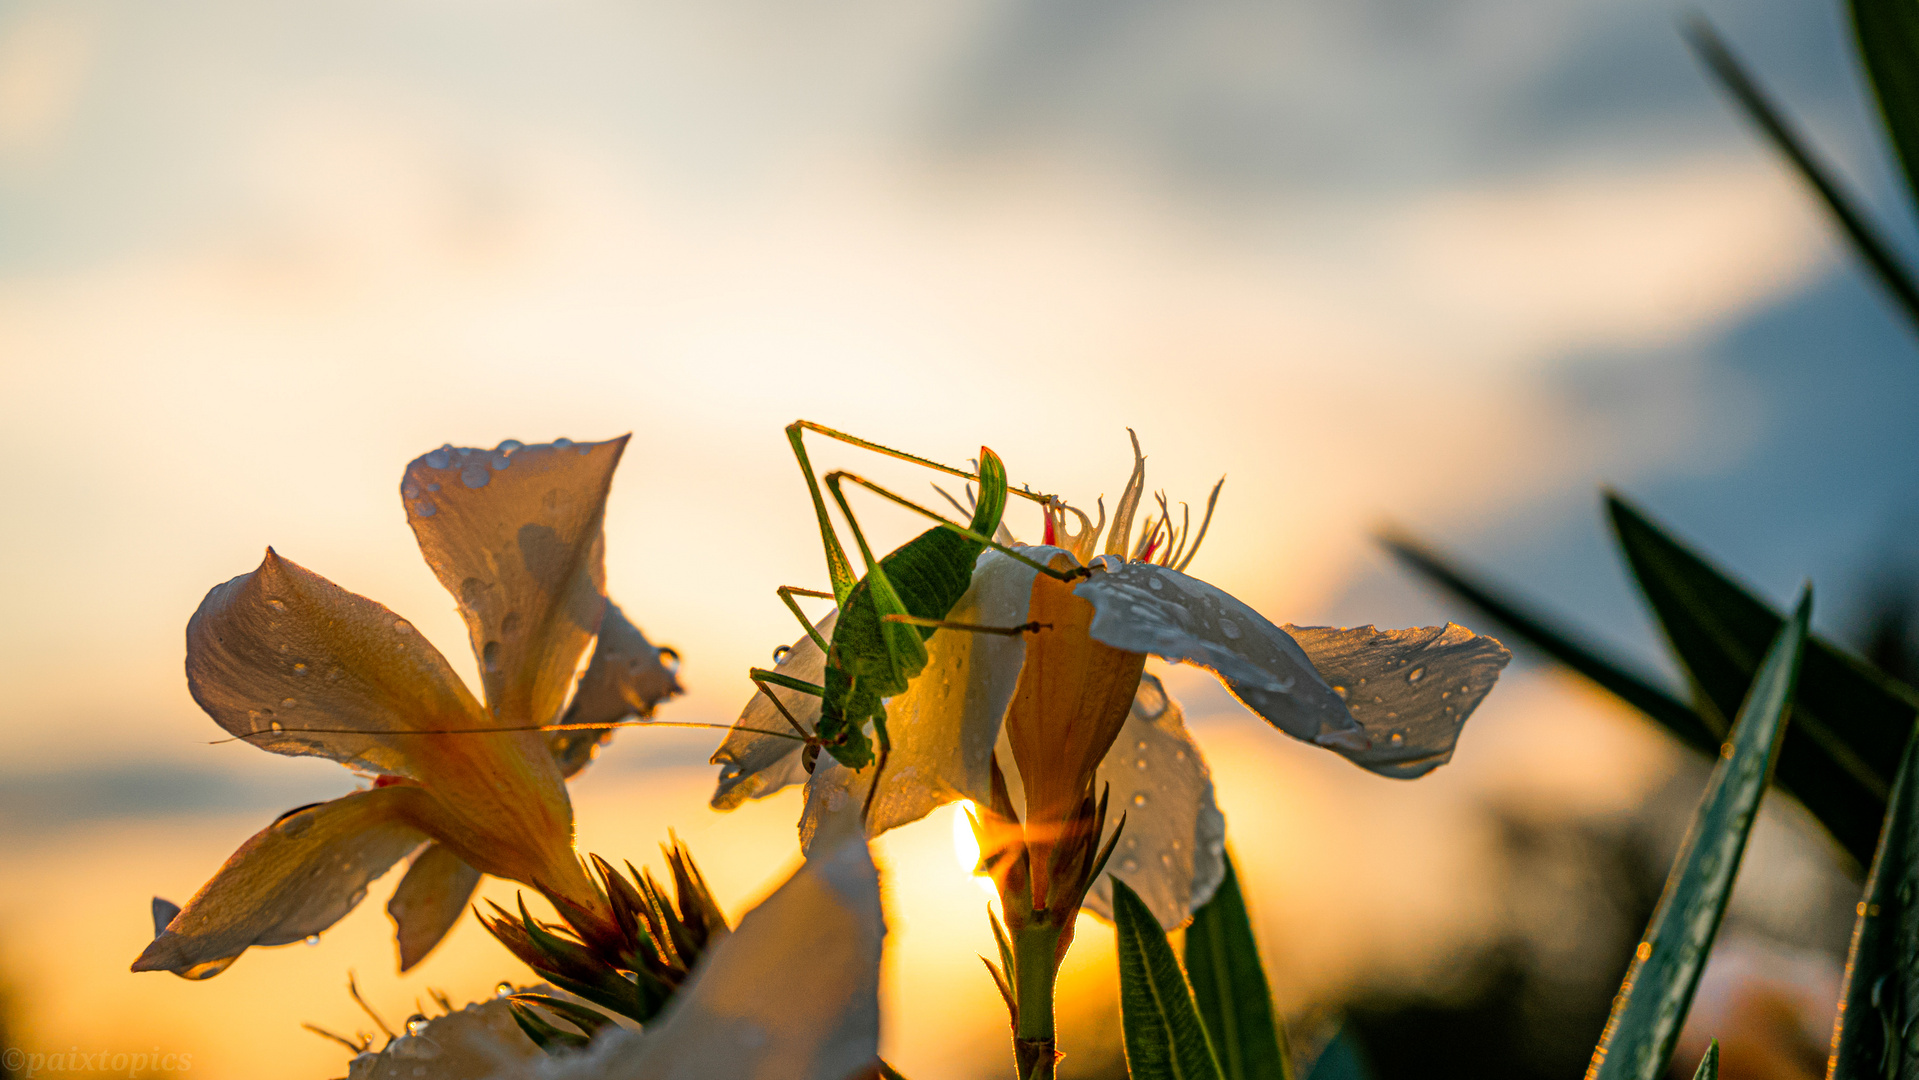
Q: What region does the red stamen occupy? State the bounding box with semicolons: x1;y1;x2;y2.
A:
1042;513;1057;547
373;775;406;788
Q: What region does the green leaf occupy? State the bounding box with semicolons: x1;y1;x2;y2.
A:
1113;878;1224;1080
1691;1040;1720;1080
507;993;618;1039
1850;0;1919;225
506;999;594;1054
1829;731;1919;1079
1685;16;1919;334
1610;494;1915;866
1588;591;1811;1080
1185;856;1291;1080
1380;531;1721;754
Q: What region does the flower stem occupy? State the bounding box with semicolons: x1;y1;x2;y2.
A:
1011;921;1063;1080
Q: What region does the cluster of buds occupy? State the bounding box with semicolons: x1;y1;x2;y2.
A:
478;839;729;1053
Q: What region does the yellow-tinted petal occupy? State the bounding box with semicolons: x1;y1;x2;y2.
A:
403;437;628;727
711;610;837;811
1283;623;1511;778
1083;674;1227;930
553;601;682;778
186;549;492;777
130;786;430;979
387;841;483;972
346;998;544;1079
542;838;884;1080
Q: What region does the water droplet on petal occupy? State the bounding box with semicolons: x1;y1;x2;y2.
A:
491;454;512;471
292;663;307;675
496;439;524;454
304;934;320;947
406;1015;429;1037
269;721;285;732
394;621;413;633
1148;577;1164;591
1173;748;1186;761
1160;853;1174;869
1132;793;1148;807
281;697;297;707
553;437;573;449
426;482;439;492
1135;740;1148;752
413;500;437;518
1122;858;1140;872
483;641;501;673
1407;667;1425;684
772;645;791;663
424;448;451;470
1218;618;1241;640
267;599;287;612
461;463;491;489
1332;685;1347;699
1134;758;1148;771
496;981;514;998
1389;732;1404;745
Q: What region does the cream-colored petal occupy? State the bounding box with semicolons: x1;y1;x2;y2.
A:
387;841;483;972
710;610;838;810
1282;623;1511;779
1073;562;1371;758
131;786;430;979
186;550;492;777
1082;674;1227;931
553;601;683;778
538;838;884;1080
404;437;628;728
797;549;1044;849
346;997;545;1080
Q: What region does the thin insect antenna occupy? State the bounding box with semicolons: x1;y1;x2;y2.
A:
213;718;804;744
753;682;814;740
829;471;1090;582
930;482;972;519
789;419;1059;505
1174;476;1225;572
347;971;396;1042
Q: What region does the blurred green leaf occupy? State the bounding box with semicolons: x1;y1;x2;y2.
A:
1850;0;1919;217
1185;856;1291;1080
507;993;618;1039
1829;731;1919;1079
506;999;593;1054
1686;16;1919;333
1692;1040;1720;1080
1381;531;1719;752
1114;878;1224;1080
1589;592;1810;1080
1610;495;1914;866
1303;1028;1374;1080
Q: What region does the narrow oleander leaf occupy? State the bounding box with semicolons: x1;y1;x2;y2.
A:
1610;495;1916;867
1829;732;1919;1079
1692;1040;1719;1080
1184;856;1291;1080
1588;592;1811;1080
1303;1027;1374;1080
1685;16;1919;334
507;1000;593;1054
1850;0;1919;227
1381;531;1719;753
507;993;619;1038
1114;877;1224;1080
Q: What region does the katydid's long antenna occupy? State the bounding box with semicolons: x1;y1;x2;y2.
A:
213;718;809;745
790;419;1059;506
825;470;1090;582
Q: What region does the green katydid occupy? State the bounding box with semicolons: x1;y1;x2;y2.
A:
747;421;1087;791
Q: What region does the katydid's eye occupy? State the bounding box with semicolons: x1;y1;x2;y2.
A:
772;644;791;663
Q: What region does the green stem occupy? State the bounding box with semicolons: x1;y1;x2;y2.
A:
1011;922;1063;1080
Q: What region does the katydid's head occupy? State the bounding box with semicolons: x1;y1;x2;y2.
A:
1036;429;1223;570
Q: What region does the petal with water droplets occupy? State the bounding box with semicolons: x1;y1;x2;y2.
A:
346;998;545;1080
186;549;492;777
1282;623;1511;778
1083;674;1226;930
554;601;683;777
1072;562;1367;758
387;841;484;972
710;610;838;810
404;437;628;727
799;549;1044;848
131;786;430;979
539;838;884;1080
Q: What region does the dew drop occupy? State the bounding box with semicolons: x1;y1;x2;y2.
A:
281;697;297;707
269;720;285;732
1407;667;1425;684
414;500;438;518
394;620;413;633
1332;685;1348;699
1173;749;1186;761
1132;793;1148;807
1121;858;1140;872
402;482;420;498
491;453;512;471
496;981;514;998
267;599;287;612
424;448;452;470
501;612;521;635
406;1015;429;1037
1135;740;1149;752
304;934;320;947
1440;690;1451;699
1160;853;1174;869
1148;577;1164;591
1389;732;1404;745
292;663;307;675
426;482;439;492
1218;618;1241;640
553;437;573;449
461;463;491;489
1134;758;1148;771
772;645;792;663
483;641;501;673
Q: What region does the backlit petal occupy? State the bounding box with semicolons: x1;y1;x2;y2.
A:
553;601;683;778
539;838;884;1080
797;549;1044;848
347;998;544;1080
1072;562;1367;756
711;611;838;810
1083;674;1226;930
404;437;628;727
387;841;483;972
1282;623;1511;778
186;549;492;777
131;786;430;979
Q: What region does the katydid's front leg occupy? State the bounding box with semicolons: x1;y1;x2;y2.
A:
749;667;827;772
775;585;834;653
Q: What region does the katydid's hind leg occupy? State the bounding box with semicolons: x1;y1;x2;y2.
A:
828;470;1090;583
861;718;893;824
786;424;858;603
